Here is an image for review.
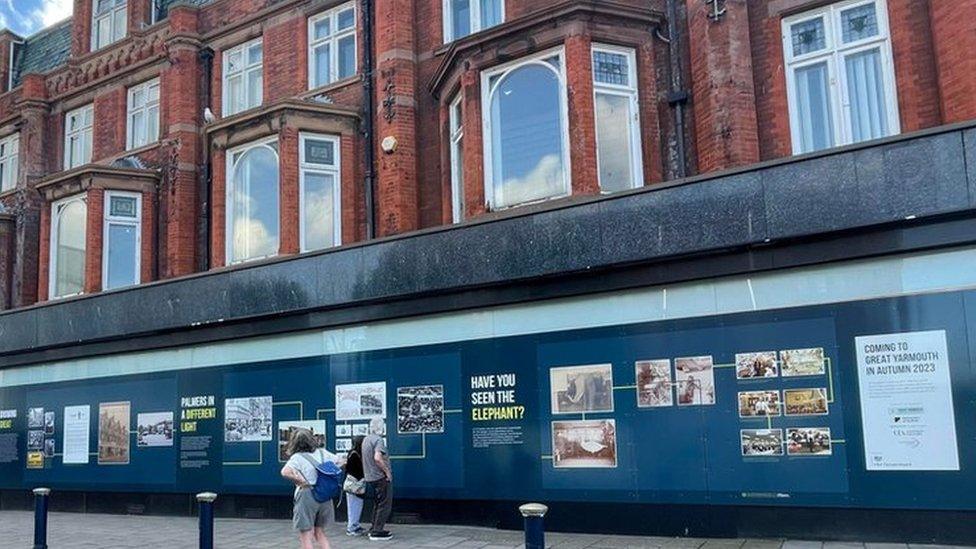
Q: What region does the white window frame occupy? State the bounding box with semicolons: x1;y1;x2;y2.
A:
481;47;572;210
49;194;88;300
102;190;142;290
782;0;900;154
298;132;342;252
449;94;464;222
91;0;128;51
307;1;358;90
591;44;643;193
0;133;19;193
443;0;505;43
64;104;94;170
222;38;264;116
225;136;280;266
126;78;160;150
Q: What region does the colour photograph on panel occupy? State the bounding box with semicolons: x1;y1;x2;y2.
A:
224;396;273;442
787;427;832;456
741;429;784;457
738;390;782;417
784;388;829;416
552;419;617;469
675;356;716;405
397;385;445;434
98;402;130;465
277;420;326;462
635;359;673;407
336;382;387;421
735;352;779;379
136;412;174;447
780;348;826;377
550;364;614;414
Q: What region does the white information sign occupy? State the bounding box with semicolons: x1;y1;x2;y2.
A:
855;330;959;471
62;405;91;465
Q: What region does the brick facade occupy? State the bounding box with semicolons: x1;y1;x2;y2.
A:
0;0;973;310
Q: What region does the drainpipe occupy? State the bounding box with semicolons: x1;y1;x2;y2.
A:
199;47;214;270
362;0;377;240
663;0;689;179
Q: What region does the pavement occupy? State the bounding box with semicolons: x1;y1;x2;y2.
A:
0;511;972;549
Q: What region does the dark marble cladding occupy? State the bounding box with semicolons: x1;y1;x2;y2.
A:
1;126;974;355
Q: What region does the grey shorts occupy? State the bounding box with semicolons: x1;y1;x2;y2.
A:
293;489;334;532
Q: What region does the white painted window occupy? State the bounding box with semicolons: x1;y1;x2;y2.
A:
64;104;94;169
482;48;570;210
592;45;643;193
50;195;88;299
299;133;341;252
449;95;464;222
443;0;503;43
226;138;279;264
127;79;160;150
0;133;18;193
102;191;142;290
223;38;263;116
92;0;127;51
782;0;899;154
308;2;357;89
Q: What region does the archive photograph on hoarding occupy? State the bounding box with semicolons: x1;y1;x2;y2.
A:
137;412;174;447
98;402;131;465
44;411;55;435
675;356;716;405
780;348;826;377
735;352;779;379
277;420;326;461
27;407;44;429
738;390;782;417
787;427;832;456
397;385;445;434
224;396;273;442
550;364;614;414
635;360;673;407
741;429;784;456
336;382;387;421
784;388;829;416
552;419;617;468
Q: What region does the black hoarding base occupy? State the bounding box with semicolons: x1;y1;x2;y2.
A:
2;491;973;545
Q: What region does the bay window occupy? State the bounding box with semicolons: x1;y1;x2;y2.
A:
50;196;88;299
92;0;127;50
226;138;280;264
783;0;899;154
65;104;94;169
308;2;357;89
299;133;342;252
482;49;570;209
127;79;160;150
592;45;642;193
444;0;503;42
449;95;464;222
102;191;141;290
0;133;18;193
223;39;263;116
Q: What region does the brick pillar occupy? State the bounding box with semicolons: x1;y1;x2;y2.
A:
460;68;485;219
161;13;203;278
279;127;300;255
210;147;226;267
888;0;941;132
685;0;759;173
129;0;152;31
374;0;419;236
16;76;50;307
565;33;599;196
930;0;976;123
85;188;104;294
0;215;14;309
36;204;50;302
93;87;127;160
72;0;94;57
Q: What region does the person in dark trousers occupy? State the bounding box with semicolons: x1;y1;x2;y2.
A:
362;417;393;541
344;435;367;536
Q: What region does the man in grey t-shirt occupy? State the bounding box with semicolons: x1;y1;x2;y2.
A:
362;417;393;540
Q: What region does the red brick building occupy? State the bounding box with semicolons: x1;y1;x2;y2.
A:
0;0;972;310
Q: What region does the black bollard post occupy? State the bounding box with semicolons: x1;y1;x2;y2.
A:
519;503;548;549
32;487;51;549
196;492;218;549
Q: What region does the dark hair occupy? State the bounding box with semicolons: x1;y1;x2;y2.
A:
352;435;365;454
285;428;317;457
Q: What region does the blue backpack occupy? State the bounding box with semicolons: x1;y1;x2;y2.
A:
300;451;344;503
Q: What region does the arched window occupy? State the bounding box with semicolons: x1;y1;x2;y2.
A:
51;196;88;299
483;49;569;209
227;139;280;264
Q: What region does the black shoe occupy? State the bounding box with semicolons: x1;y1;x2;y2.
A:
369;531;393;541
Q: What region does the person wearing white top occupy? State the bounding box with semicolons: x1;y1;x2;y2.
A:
281;428;344;549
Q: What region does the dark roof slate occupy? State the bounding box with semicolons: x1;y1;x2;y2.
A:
11;19;72;88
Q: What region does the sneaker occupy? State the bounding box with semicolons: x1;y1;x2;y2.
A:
368;531;393;541
346;528;365;537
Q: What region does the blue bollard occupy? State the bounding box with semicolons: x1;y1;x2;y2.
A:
32;487;50;549
519;503;549;549
196;492;218;549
